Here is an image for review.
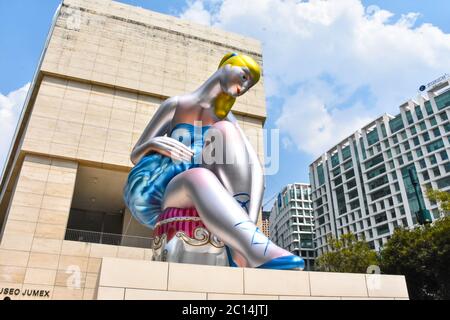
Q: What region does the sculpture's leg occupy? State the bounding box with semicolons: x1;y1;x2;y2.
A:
161;168;303;269
201;120;255;266
202;120;253;212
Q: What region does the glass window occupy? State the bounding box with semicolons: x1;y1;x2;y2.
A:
317;164;325;186
419;159;426;169
381;123;387;138
416;148;423;158
391;171;398;180
422;132;430;142
389;115;404;134
367;165;386;179
386;150;392;158
445;162;450;173
374;213;388;224
406;152;413;162
401;131;407;141
371;186;391;201
439;112;448;121
332;167;341;177
368;175;389;190
422;171;430;180
430;117;438;127
419;121;427;131
415;105;424;120
440;150;448;161
367;130;379;146
433;167;441;177
331;153;339;167
405;110;414;124
389;161;395;169
347;179;357;189
343;160;353;170
365;154;384;169
434;90;450;110
410;126;417;135
342;146;352;160
429;155;437;165
392;135;398;144
403;141;410;150
437;176;450;189
433;127;441;137
413;136;420;146
444;123;450;133
376;224;390;236
425;101;433;115
345;170;355;180
426;139;444;153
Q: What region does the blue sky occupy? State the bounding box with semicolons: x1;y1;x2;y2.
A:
1;0;450;210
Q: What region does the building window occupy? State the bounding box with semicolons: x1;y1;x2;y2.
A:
419;121;427;131
416;148;424;158
389;115;405;133
425;101;434;115
426;139;444;153
433;167;441;177
445;162;450;173
433;127;441;137
429;154;437;165
415;105;424;120
405;110;414;124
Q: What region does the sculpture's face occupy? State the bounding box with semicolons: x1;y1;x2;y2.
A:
219;64;254;98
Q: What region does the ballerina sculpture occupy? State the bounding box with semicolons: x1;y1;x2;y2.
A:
124;53;304;270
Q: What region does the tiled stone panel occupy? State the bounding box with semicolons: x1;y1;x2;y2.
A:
42;0;266;120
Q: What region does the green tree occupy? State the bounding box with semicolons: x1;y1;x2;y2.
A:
425;188;450;213
380;216;450;300
316;233;378;273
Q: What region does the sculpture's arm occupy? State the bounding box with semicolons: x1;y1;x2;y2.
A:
227;112;265;225
131;96;193;165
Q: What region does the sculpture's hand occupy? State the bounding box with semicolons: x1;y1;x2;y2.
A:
147;136;194;162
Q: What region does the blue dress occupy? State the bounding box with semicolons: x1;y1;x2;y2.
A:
123;123;211;228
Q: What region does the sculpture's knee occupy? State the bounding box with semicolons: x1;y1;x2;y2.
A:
212;120;240;140
183;168;219;185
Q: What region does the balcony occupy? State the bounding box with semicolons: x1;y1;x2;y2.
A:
65;229;153;249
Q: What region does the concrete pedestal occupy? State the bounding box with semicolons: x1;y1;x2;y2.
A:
95;257;409;300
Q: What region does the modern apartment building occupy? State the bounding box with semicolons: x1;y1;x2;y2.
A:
269;183;315;271
0;0;266;300
310;76;450;256
261;210;270;237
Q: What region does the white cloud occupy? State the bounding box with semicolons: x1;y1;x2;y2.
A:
0;83;30;172
178;0;450;157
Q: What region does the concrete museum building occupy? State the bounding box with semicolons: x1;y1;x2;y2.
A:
0;0;409;300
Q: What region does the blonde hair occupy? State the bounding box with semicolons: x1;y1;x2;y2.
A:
213;53;262;119
218;53;261;84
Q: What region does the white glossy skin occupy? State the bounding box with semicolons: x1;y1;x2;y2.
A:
131;65;292;267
